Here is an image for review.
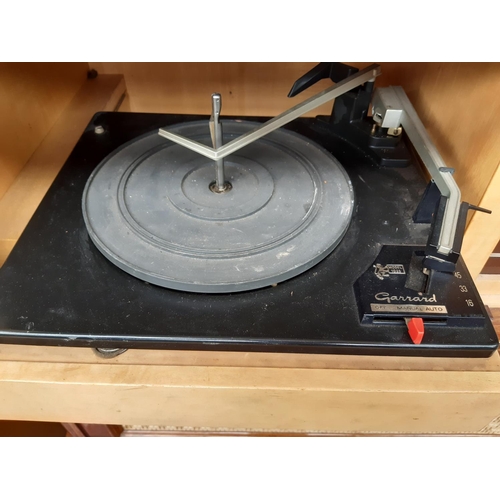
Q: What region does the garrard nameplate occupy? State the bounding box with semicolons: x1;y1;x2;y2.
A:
370;303;448;314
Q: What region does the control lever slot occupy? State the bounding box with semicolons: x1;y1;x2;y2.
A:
372;317;447;325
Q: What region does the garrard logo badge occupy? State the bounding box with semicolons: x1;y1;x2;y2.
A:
374;292;437;304
370;292;447;314
373;263;406;280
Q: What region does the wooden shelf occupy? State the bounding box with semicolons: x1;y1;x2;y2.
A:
1;339;500;434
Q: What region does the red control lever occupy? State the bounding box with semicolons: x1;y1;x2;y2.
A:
405;317;425;344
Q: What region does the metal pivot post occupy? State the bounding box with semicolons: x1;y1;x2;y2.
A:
209;93;231;193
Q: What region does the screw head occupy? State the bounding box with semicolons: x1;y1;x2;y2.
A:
94;125;105;134
209;181;232;194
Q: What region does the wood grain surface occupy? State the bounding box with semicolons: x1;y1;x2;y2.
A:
2;358;500;433
0;63;88;200
0;74;125;266
462;161;500;278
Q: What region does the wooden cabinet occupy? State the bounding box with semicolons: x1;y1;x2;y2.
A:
0;62;499;434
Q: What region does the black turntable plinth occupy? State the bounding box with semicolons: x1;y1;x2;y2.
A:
0;111;497;357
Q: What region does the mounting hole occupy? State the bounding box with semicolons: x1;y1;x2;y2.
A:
209;181;232;194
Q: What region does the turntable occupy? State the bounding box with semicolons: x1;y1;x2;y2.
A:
0;63;497;357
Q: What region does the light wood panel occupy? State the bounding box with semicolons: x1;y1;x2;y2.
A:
89;62;336;117
482;238;500;275
479;296;500;308
476;274;500;307
2;343;500;371
373;63;500;211
2;357;500;433
0;74;126;266
464;161;500;279
0;63;89;200
1;344;500;434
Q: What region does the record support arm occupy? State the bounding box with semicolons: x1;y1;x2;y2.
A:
158;64;381;161
157;63;489;273
371;87;490;272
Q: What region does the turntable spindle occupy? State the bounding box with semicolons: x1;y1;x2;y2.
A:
209;93;231;193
